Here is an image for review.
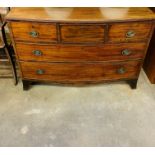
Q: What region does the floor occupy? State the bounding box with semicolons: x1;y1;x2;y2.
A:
0;70;155;147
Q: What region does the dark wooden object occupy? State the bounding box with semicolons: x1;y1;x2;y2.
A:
5;7;155;90
0;22;18;84
143;8;155;83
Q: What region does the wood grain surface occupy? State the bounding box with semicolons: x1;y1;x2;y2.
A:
143;8;155;83
6;8;155;22
5;7;155;89
15;42;146;62
11;22;57;43
60;24;105;43
108;22;152;43
20;60;141;82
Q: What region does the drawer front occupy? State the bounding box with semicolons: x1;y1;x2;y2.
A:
20;61;141;82
108;22;152;43
60;24;105;43
11;22;57;43
16;43;146;62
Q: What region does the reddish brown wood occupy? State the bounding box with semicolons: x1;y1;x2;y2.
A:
60;24;105;43
0;30;4;48
143;8;155;83
20;60;141;82
5;8;155;23
15;42;146;62
10;22;57;43
108;22;152;43
5;8;155;90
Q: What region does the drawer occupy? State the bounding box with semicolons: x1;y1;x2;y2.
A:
20;61;141;82
108;22;152;43
60;24;105;43
16;42;146;62
11;22;57;43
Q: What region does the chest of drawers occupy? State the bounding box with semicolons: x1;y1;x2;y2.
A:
6;7;155;90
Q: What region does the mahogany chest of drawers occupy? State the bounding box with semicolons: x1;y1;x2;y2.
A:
6;7;155;90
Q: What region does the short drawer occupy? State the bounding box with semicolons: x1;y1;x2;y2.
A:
20;61;141;82
11;22;57;43
60;24;105;43
16;42;146;62
108;22;152;43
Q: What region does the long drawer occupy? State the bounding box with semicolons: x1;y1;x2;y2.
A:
15;42;146;62
20;61;141;82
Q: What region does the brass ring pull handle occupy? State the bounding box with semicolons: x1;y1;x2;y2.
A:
36;69;45;75
33;50;42;56
29;31;39;37
122;49;132;56
117;67;126;74
126;30;135;38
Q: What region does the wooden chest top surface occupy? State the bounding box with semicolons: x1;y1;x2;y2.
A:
6;7;155;22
